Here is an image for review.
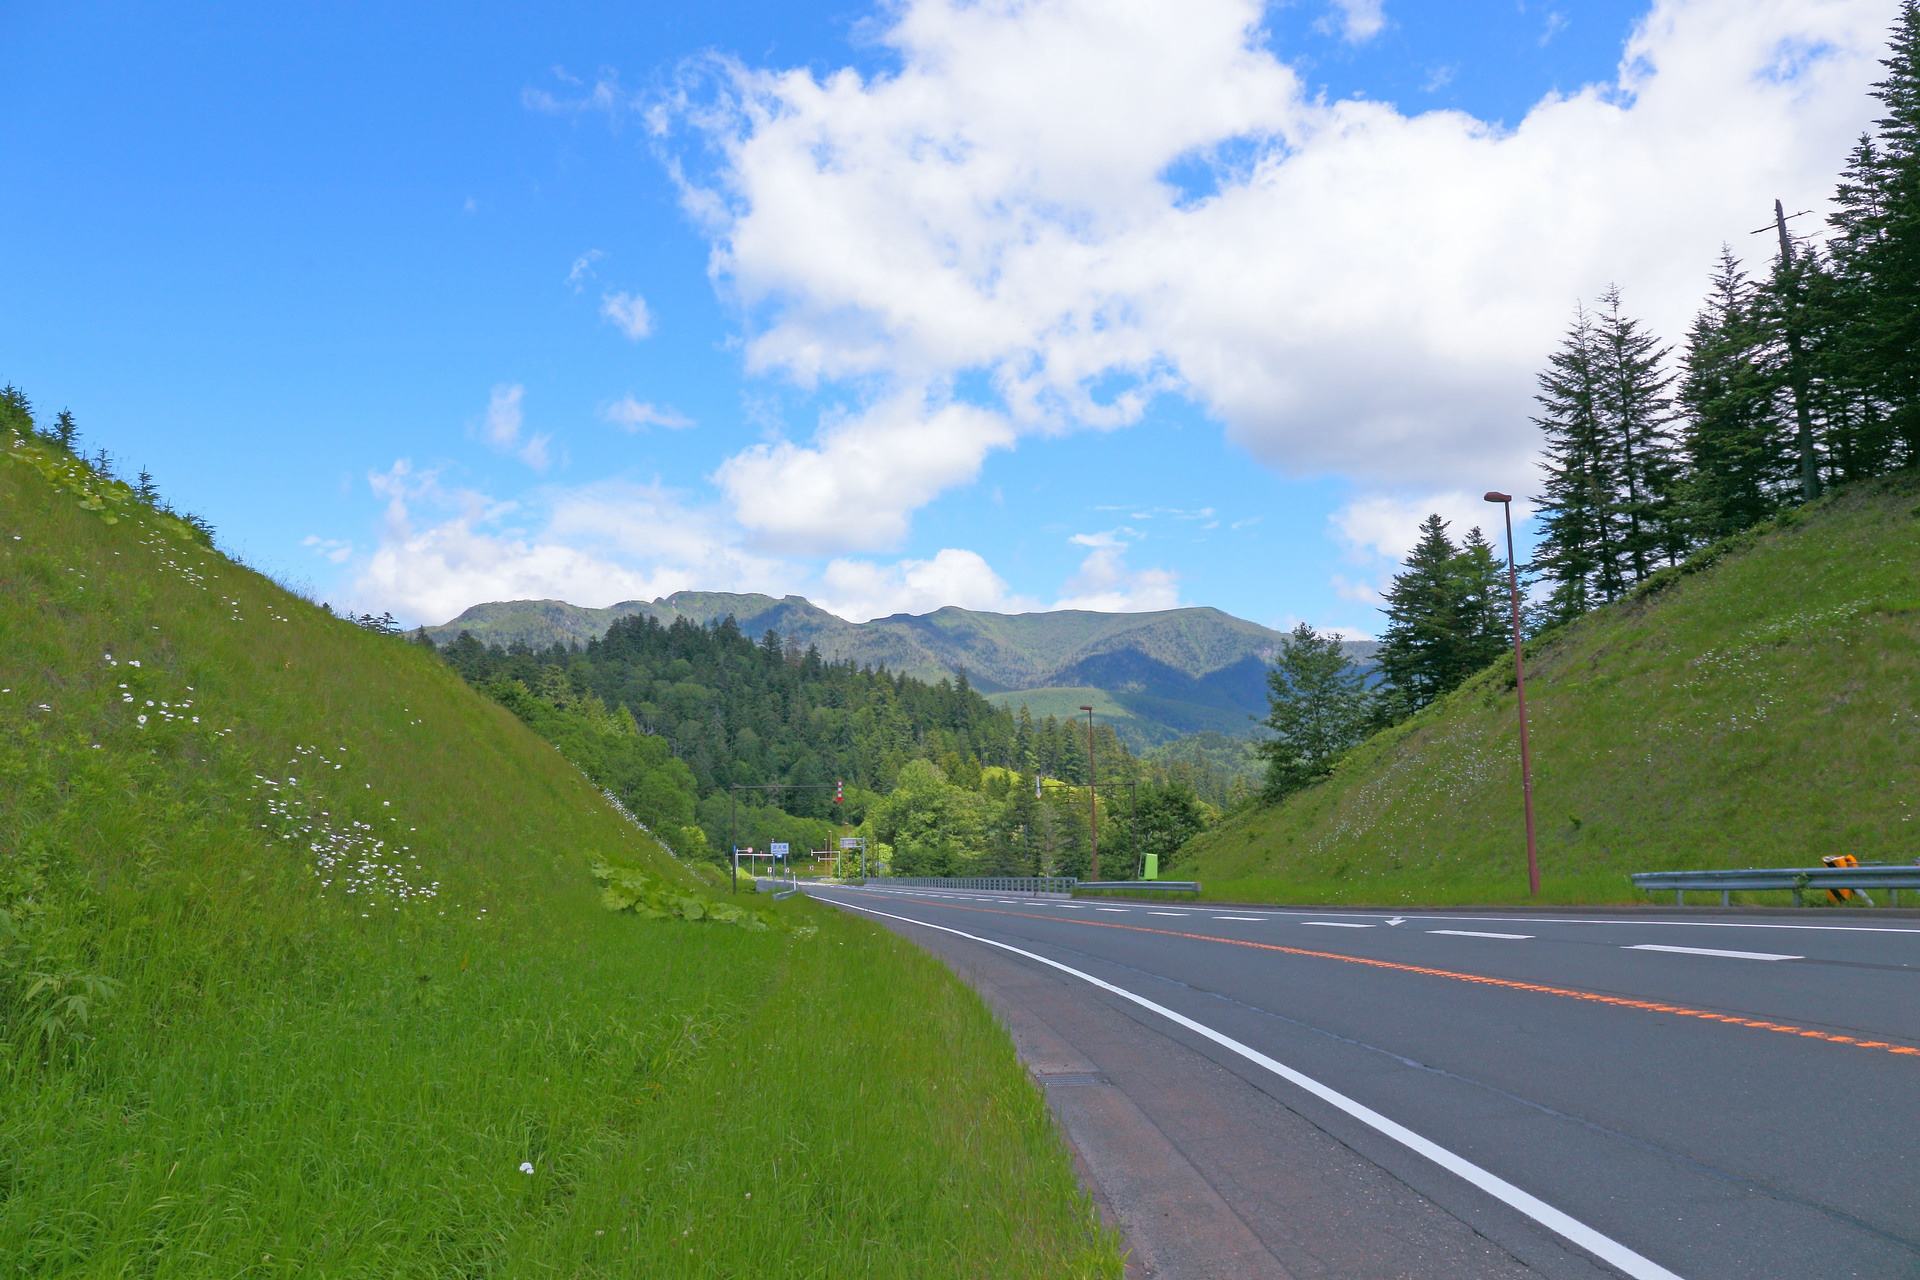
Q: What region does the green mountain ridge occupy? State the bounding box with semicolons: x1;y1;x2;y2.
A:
428;593;1376;747
1174;475;1920;905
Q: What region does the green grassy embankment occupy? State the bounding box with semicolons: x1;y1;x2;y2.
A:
0;433;1122;1277
1177;476;1920;907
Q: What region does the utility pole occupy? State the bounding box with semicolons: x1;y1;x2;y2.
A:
1759;198;1821;502
1079;705;1098;880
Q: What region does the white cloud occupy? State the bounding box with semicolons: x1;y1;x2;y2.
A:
1317;0;1387;43
713;389;1015;552
668;0;1892;515
1053;529;1181;612
603;395;694;431
301;535;354;565
601;291;654;340
816;548;1039;621
475;383;553;470
352;465;788;625
568;250;604;292
1329;490;1511;564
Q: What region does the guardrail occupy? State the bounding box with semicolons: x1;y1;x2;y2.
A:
871;876;1078;895
1074;880;1202;894
1631;864;1920;906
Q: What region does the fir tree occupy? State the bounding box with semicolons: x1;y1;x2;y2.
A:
1257;624;1372;799
1529;307;1619;620
52;409;78;453
1375;516;1509;717
1677;249;1791;541
1592;286;1682;576
1828;0;1920;459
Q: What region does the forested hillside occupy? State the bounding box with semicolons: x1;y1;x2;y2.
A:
435;615;1230;877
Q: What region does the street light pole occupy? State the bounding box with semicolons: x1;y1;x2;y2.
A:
1484;491;1539;897
1079;705;1098;881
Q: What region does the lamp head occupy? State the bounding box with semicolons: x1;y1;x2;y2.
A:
1078;705;1094;712
1484;491;1512;503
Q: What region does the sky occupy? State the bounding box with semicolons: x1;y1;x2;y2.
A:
0;0;1898;634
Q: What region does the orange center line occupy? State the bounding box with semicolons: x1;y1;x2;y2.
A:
846;891;1919;1060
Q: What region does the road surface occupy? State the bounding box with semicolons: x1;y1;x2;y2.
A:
806;884;1920;1280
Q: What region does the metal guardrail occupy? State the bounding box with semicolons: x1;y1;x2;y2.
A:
1074;880;1202;894
872;876;1078;895
1631;864;1920;906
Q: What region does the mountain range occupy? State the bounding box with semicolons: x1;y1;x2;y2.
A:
426;594;1375;747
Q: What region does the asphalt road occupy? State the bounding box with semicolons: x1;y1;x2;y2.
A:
806;884;1920;1280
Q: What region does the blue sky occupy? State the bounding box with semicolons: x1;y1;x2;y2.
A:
0;0;1891;632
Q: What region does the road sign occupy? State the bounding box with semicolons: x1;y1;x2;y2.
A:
839;837;860;849
770;842;789;858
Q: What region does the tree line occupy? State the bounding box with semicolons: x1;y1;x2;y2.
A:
435;616;1218;875
1257;3;1920;801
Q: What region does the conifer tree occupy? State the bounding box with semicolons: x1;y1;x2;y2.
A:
1592;286;1682;575
1375;516;1509;717
52;409;78;453
1530;307;1619;620
1677;249;1790;540
1828;0;1920;458
1257;624;1372;799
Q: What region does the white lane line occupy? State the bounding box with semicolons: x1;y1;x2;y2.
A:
1626;944;1802;962
1303;921;1373;928
1096;907;1130;913
1213;915;1264;921
1149;911;1186;917
1058;904;1086;909
835;899;1685;1280
1430;929;1534;940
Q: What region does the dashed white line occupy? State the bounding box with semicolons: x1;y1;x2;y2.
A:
1149;911;1186;917
1095;907;1129;913
835;900;1686;1280
1303;921;1373;928
1212;915;1263;921
1625;944;1802;962
1430;929;1533;940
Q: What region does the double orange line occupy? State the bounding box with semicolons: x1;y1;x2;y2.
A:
859;892;1919;1059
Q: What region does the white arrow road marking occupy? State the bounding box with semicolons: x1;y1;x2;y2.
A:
832;897;1687;1280
1386;916;1407;926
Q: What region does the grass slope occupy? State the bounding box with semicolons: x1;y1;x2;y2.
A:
1179;477;1920;906
0;438;1121;1277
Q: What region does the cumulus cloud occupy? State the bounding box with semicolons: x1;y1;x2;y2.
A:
352;463;787;625
301;535;354;565
1317;0;1386;43
475;383;553;470
601;291;654;340
1053;529;1181;612
713;389;1016;552
669;0;1891;517
816;548;1039;621
603;395;694;431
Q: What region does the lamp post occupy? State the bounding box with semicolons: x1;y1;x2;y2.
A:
1484;491;1539;897
1079;704;1098;881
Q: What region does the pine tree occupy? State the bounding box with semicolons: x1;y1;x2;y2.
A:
52;409;78;453
1592;286;1682;576
1375;517;1510;717
1257;624;1372;799
1530;307;1619;620
1677;248;1791;541
1828;0;1920;459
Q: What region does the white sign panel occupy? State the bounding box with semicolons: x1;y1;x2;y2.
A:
839;837;860;849
770;842;789;857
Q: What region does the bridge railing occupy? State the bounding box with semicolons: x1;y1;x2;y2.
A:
1631;864;1920;906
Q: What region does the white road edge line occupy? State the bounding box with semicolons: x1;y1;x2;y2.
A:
1430;930;1534;940
1625;944;1803;962
831;896;1687;1280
